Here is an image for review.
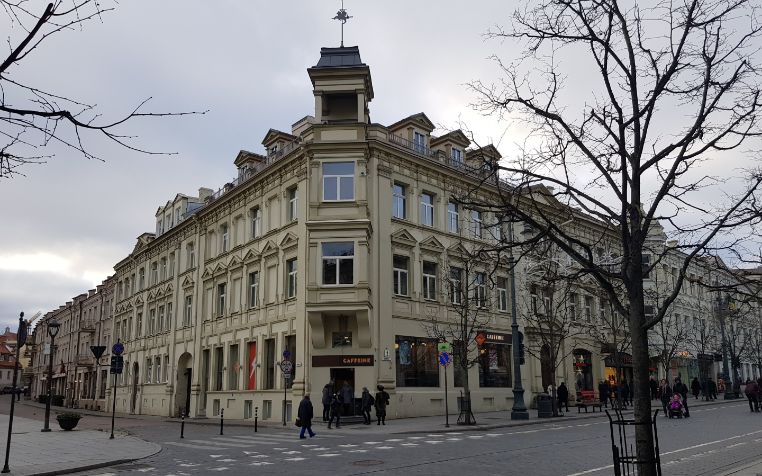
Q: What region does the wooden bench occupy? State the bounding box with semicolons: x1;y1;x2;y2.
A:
576;390;603;413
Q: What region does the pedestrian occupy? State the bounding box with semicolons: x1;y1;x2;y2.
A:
649;377;658;400
374;384;390;425
341;381;354;416
622;380;631;406
659;379;672;417
598;380;610;408
744;379;760;412
327;393;342;429
708;377;717;400
691;377;701;400
557;382;569;412
297;394;316;439
321;381;333;421
674;377;689;418
360;386;374;424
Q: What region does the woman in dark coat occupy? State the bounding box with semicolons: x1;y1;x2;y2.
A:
659;379;672;417
557;382;569;412
691;377;701;400
297;394;316;439
374;385;390;425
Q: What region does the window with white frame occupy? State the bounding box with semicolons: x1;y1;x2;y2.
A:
288;187;298;221
164;355;169;382
186;244;195;270
322;242;354;285
322;162;355;201
599;298;607;322
248;272;259;308
420;193;434;227
146;358;153;383
168;253;175;277
149;309;156;334
584;296;593;322
151;262;158;285
139;268;145;289
136;312;143;336
217;283;226;317
474;272;487;308
251;207;262;238
221;224;229;252
422;261;437;301
448;202;459;233
286;259;297;298
158;305;165;332
642;254;651;279
393;255;409;296
531;285;539;314
413;132;426;153
160;258;167;281
155;356;161;383
183;296;192;327
167;303;173;329
497;277;508;312
392;183;406;219
449;267;463;304
451;148;463;166
470;210;483;238
543;289;551;314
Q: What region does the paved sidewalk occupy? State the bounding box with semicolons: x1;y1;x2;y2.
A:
0;414;161;476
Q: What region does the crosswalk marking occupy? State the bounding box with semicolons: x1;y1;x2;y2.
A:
212;437;276;445
165;442;228;450
187;440;252;448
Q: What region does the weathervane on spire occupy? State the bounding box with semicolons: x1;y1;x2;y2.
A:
332;0;352;47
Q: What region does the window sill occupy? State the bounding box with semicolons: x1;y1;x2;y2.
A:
321;284;355;288
393;294;411;299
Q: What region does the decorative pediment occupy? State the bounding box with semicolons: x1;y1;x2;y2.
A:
388;112;435;133
213;262;228;276
164;283;174;295
243;248;261;263
279;232;298;250
201;266;214;279
228;255;243;269
181;275;195;289
419;235;444;252
133;296;143;306
131;232;155;256
147;290;157;301
431;129;470;148
447;242;470;258
391;229;417;247
261;240;279;256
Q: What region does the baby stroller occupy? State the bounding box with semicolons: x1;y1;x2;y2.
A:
668;394;685;419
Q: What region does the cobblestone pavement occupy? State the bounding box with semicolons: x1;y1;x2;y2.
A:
60;400;762;476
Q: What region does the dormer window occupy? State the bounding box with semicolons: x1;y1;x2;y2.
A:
413;132;426;153
451;148;463;166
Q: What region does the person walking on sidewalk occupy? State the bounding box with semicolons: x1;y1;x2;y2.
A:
321;381;333;422
327;393;342;429
708;377;718;400
297;394;316;439
557;382;569;412
374;385;390;425
691;377;701;400
650;377;658;400
599;380;610;408
674;377;690;417
361;387;374;424
744;379;760;412
659;379;672;417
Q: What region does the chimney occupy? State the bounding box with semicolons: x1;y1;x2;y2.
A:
198;187;213;201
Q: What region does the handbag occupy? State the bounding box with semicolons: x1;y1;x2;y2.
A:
295;418;302;427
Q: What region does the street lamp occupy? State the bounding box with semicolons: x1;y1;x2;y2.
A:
41;319;60;432
508;221;529;420
716;295;735;400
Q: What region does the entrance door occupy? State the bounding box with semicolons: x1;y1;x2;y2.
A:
330;368;356;416
130;362;139;413
184;368;192;416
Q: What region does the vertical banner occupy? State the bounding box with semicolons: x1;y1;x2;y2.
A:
247;341;257;390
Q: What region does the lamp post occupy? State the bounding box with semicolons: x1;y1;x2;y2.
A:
41;319;60;432
717;295;734;400
508;222;529;420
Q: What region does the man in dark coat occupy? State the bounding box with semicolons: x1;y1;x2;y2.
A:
598;380;610;408
328;393;342;429
744;379;759;412
691;377;701;400
374;384;390;425
708;378;717;400
361;387;374;424
674;378;689;417
557;382;570;412
649;377;658;400
297;394;316;439
321;381;333;421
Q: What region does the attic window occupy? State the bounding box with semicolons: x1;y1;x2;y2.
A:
322;93;357;122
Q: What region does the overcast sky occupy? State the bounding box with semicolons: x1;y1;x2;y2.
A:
1;1;759;333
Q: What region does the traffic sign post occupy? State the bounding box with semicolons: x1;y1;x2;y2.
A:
280;360;293;426
439;350;451;428
109;340;124;440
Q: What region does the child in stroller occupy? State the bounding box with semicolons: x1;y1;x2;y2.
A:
668;394;685;419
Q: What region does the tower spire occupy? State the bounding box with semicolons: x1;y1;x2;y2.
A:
332;0;352;47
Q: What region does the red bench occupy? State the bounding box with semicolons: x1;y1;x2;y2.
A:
576;390;603;413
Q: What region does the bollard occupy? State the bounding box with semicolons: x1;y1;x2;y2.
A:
180;412;185;439
254;406;258;433
220;408;224;436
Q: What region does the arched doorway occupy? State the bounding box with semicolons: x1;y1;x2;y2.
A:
540;345;553;390
573;349;594;392
130;362;139;414
176;352;193;417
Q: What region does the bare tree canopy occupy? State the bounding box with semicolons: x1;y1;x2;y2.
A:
0;0;203;178
466;0;762;473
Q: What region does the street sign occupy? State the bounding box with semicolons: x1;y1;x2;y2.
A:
474;333;486;346
112;341;124;356
438;351;451;367
110;355;124;374
90;345;106;360
280;360;293;374
437;342;451;353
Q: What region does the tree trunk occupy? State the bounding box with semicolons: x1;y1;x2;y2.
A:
462;368;475;425
630;294;657;475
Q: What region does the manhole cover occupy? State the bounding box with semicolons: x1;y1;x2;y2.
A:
353;460;385;467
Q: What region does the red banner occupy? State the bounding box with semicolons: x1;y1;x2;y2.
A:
247;342;257;390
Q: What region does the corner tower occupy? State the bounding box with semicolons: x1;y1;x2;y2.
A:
307;46;373;124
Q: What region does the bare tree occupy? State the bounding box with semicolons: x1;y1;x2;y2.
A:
464;1;762;471
424;244;494;425
0;1;202;178
687;301;718;396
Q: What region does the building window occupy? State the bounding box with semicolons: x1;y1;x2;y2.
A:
217;283;226;317
160;258;167;281
322;162;354;201
288;187;298;222
422;261;437;301
642;254;651;279
146;358;152;383
229;344;239;391
151;262;158;285
395;335;439;387
474;272;487;308
451;148;463;166
584;296;593;322
599;298;607;322
183;296;192;327
392;183;406;219
322;242;354;285
449;267;463;304
214;347;224;391
136;312;143;337
448;202;459;233
420;193;434;227
186;244;195;270
286;259;297;298
168;253;175;277
264;338;275;390
167;303;173;329
497;277;508;312
158;305;165;332
221;224;229;252
393;255;409;296
139;268;145;290
413;132;426;153
251;207;262;238
470;210;483;238
568;293;578;320
248;272;259;308
148;309;156;335
155;356;162;384
479;343;511;387
164;355;169;382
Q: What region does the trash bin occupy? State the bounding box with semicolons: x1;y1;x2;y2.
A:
537;393;553;418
